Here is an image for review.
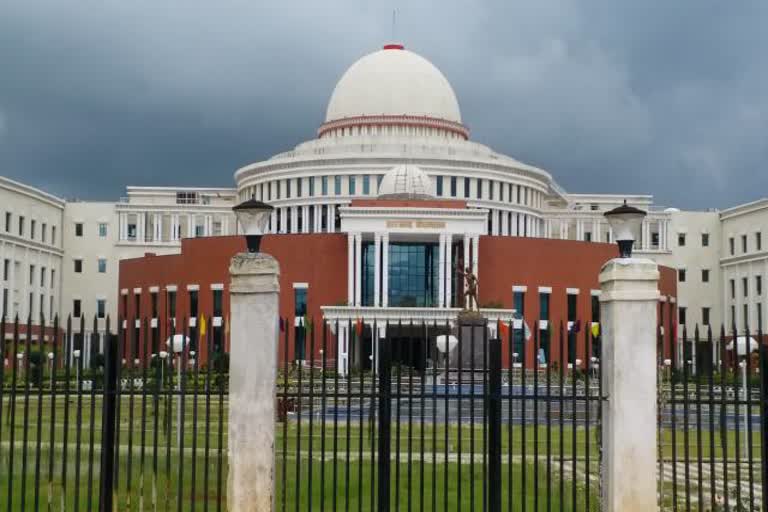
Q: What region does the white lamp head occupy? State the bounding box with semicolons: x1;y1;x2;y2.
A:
159;351;169;359
233;199;274;253
73;349;81;358
604;200;647;258
47;352;54;360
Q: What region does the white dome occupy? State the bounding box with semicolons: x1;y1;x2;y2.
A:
325;44;462;124
378;164;434;199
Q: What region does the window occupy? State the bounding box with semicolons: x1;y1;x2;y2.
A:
677;233;686;246
294;287;308;360
678;269;686;282
97;299;106;319
167;290;177;319
309;176;315;197
464;177;470;198
757;232;762;251
584;232;592;242
41;223;47;243
334;176;342;195
2;289;7;317
702;307;710;326
151;292;158;318
730;279;736;299
450;177;457;197
758;304;763;330
4;212;10;232
348;176;356;195
98;223;108;237
73;299;82;318
189;289;199;318
18;216;24;236
268;181;273;200
50;269;55;288
757;275;763;296
436;176;443;196
3;259;9;280
30;220;36;240
176;191;198;204
387;243;439;307
538;292;550;363
75;222;83;237
74;259;82;273
321;176;328;196
701;233;709;247
98;258;107;273
51;226;56;245
489;180;495;200
701;269;709;283
729;237;735;255
286;179;292;198
743;277;749;297
744;304;749;329
29;264;35;285
512;291;525;357
678;307;687;326
477;179;483;199
363;175;370;195
213;289;223;317
296;178;302;197
40;267;45;287
742;235;748;253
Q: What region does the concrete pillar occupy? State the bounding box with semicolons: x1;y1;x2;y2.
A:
438;233;446;308
302;206;310;233
228;252;280;512
328;204;336;233
354;233;362;306
374;233;382;307
501;210;509;236
187;214;194;238
445;233;453;308
512;213;519;236
382;234;389;307
599;258;660;512
347;233;355;305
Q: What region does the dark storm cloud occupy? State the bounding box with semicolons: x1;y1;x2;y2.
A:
0;1;766;209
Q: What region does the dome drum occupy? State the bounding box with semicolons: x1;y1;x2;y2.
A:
317;114;469;140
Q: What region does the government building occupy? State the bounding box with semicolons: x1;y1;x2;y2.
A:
1;43;763;370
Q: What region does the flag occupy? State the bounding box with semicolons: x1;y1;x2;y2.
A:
304;314;312;335
355;318;364;338
279;318;285;332
591;322;600;338
499;321;510;340
569;319;581;334
199;314;207;340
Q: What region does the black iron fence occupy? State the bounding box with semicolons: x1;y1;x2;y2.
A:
658;323;768;511
276;317;608;511
0;314;228;511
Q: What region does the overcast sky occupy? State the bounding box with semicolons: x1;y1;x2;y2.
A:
1;1;766;209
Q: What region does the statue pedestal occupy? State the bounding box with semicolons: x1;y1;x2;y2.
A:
455;311;487;370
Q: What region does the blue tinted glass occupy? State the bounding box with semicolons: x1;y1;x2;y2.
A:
388;243;438;307
362;242;375;306
294;288;307;316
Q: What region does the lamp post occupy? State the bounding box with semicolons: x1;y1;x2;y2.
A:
17;352;24;379
232;199;274;253
603;200;647;258
168;334;189;446
73;349;81;387
48;352;54;389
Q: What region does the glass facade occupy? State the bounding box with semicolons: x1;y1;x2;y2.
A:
512;291;525;358
294;287;308;360
362;243;375;307
388;243;439;307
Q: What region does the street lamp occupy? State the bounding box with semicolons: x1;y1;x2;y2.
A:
48;352;54;389
604;200;647;258
167;334;189;446
73;349;81;386
232;198;274;253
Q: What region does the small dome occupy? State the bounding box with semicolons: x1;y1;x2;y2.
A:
378;164;434;200
325;44;462;124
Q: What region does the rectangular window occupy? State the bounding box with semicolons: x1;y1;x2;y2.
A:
168;290;177;319
134;293;140;321
321;176;328;196
213;289;223;317
97;299;106;319
74;259;82;273
151;292;158;318
348;176;356;195
538;291;550;363
189;289;199;318
743;277;749;297
40;267;45;287
450;176;457;197
539;292;550;320
98;258;107;273
4;212;10;232
294;287;308;360
758;304;763;330
296;178;302;197
567;293;577;321
75;222;83;237
334;176;342;195
701;233;709;247
757;275;763;296
678;269;686;282
477;179;483;199
436;176;443;196
730;279;736;299
585;232;592;242
51;226;56;245
512;290;525;358
729;237;735;255
757;232;762;251
679;307;687;326
463;177;470;198
286;179;292;198
513;291;525;317
701;269;709;283
30;220;36;240
2;259;8;280
41;223;47;243
29;264;35;285
98;223;108;237
50;269;55;288
73;299;82;318
268;181;273;200
489;180;495;200
731;305;736;328
678;233;686;246
308;176;315;196
743;304;749;329
702;307;710;326
2;289;7;317
363;175;370;195
742;234;748;253
18;216;24;236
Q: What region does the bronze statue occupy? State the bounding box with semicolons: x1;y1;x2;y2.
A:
457;264;479;311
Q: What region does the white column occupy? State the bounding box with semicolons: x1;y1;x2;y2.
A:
560;219;568;240
445;234;453;308
302;206;309;233
8;254;15;318
187;214;194;238
382;234;389;307
354;233;362;306
374;233;382;307
512;213;519;237
491;210;499;236
595;220;602;244
205;215;213;236
599;258;660;512
347;233;355;305
313;205;320;233
338;324;349;376
438;233;446;308
279;208;287;234
118;213;126;240
269;210;277;234
471;236;479;284
501;210;509;236
228;251;280;511
328;204;336;233
222;216;229;236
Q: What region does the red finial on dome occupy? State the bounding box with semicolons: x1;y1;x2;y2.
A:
383;43;405;50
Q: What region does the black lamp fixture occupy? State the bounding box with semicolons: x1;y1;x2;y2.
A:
232;199;274;253
603;200;647;258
